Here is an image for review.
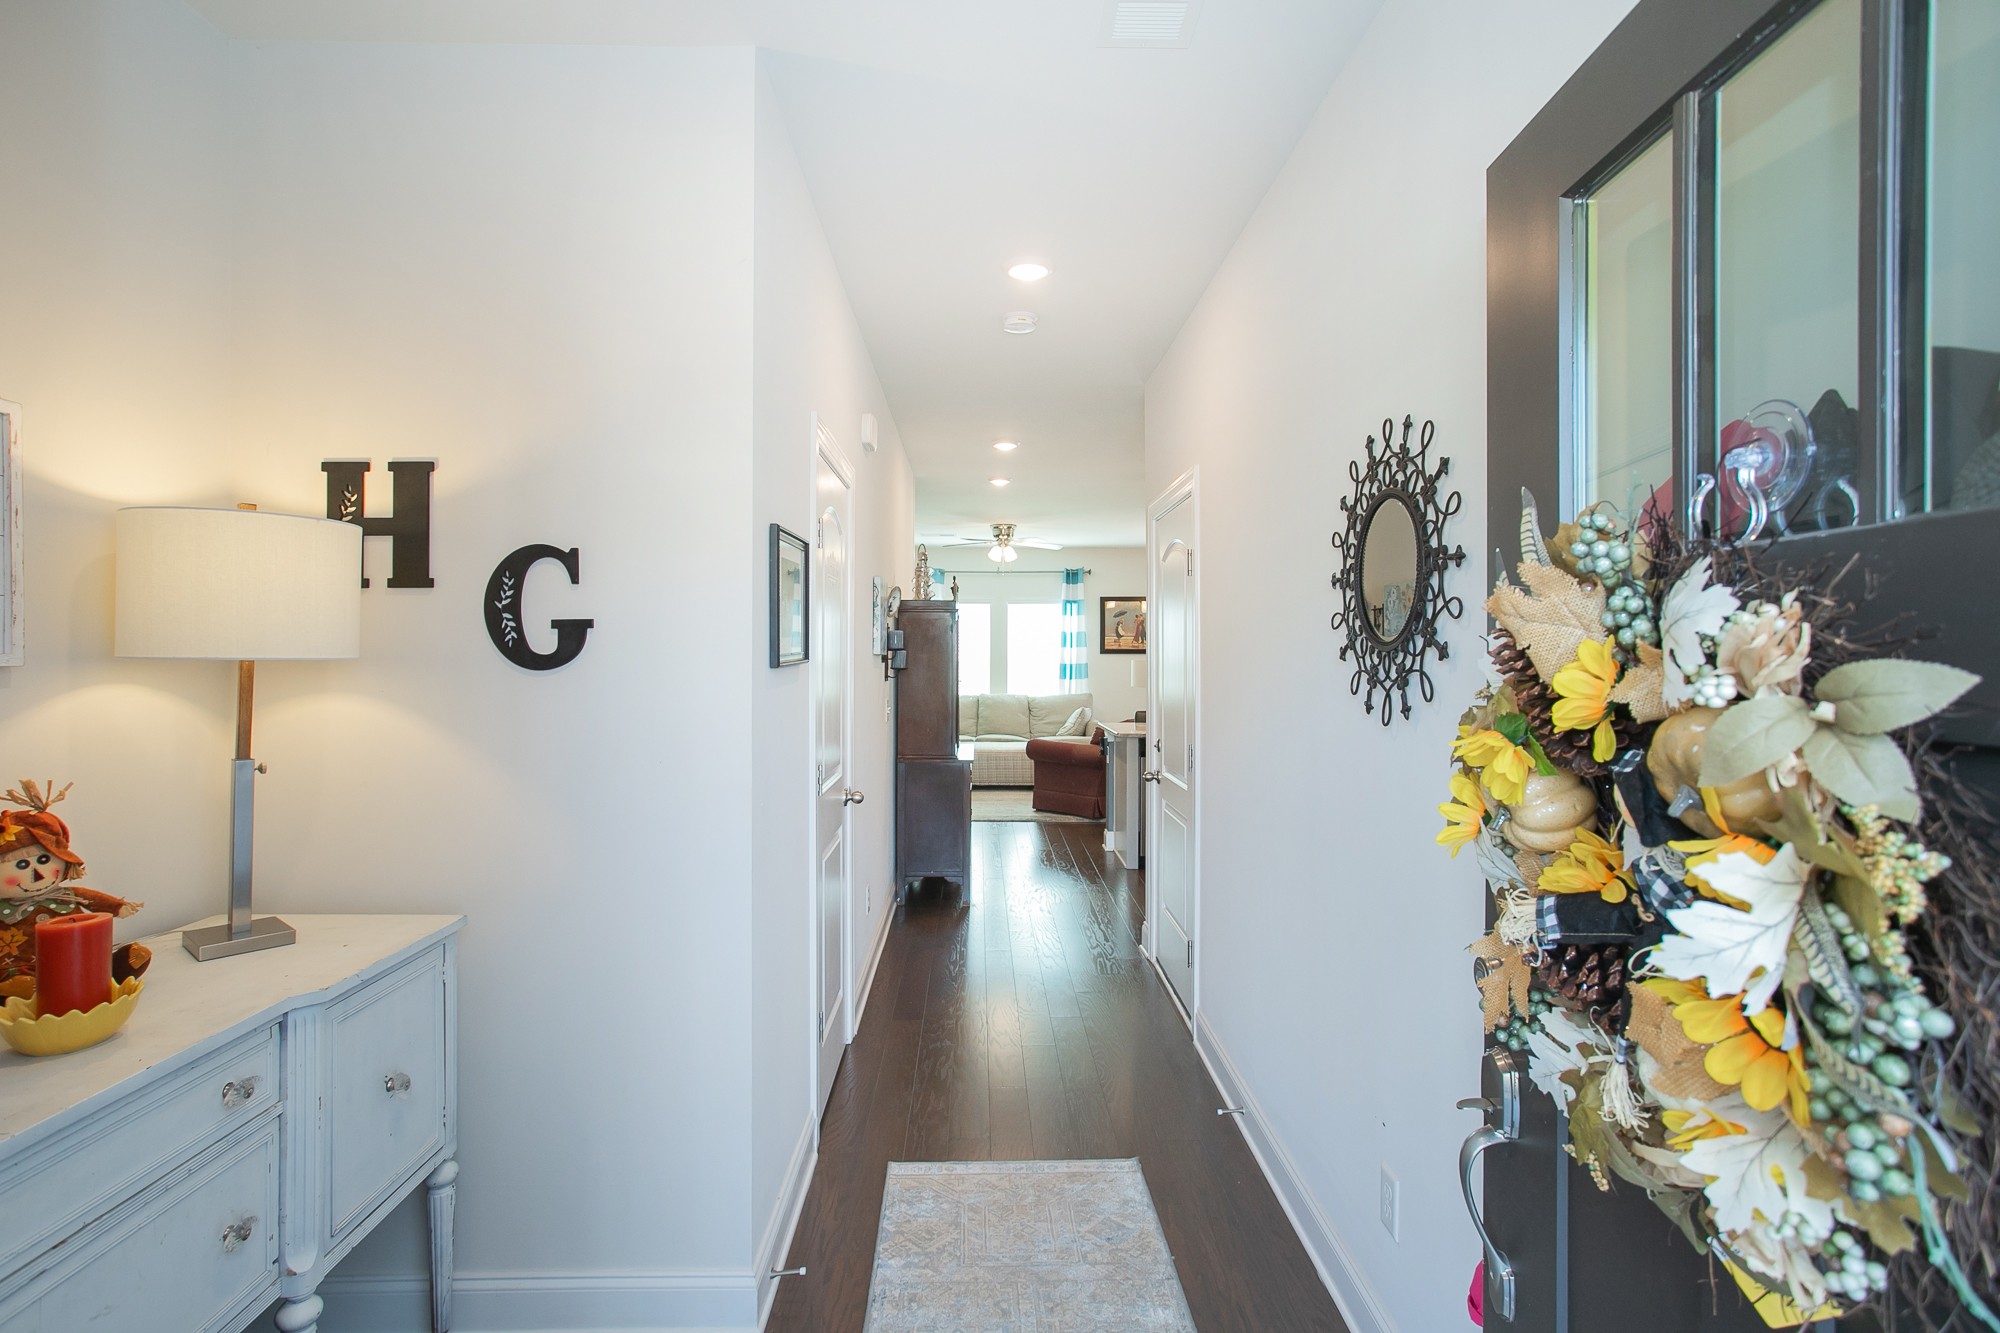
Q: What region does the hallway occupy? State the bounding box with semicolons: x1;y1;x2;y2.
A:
768;820;1347;1332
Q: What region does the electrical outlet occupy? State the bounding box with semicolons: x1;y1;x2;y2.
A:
1379;1166;1399;1240
865;883;872;914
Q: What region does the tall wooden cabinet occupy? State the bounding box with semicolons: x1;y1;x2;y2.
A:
893;600;971;895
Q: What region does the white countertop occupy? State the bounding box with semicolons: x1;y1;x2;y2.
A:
1;914;462;1151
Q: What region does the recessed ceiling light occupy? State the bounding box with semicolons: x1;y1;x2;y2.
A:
993;440;1019;452
989;477;1010;487
1008;262;1049;282
1002;311;1038;335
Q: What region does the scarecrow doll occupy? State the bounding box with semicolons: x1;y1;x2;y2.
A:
0;780;149;1002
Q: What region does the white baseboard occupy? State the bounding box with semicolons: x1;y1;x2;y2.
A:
311;1268;757;1332
755;1115;818;1329
854;897;894;1023
1192;1012;1396;1333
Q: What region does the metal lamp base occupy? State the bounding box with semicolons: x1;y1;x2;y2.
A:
182;916;297;961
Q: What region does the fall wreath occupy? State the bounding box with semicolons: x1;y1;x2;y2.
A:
1444;494;1997;1328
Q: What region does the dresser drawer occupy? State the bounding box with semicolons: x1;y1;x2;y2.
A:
0;1024;278;1283
327;946;448;1238
0;1118;279;1333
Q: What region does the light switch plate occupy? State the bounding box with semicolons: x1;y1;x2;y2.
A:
1379;1166;1399;1240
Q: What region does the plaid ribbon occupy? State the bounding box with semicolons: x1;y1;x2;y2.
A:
1533;849;1691;946
1630;848;1696;917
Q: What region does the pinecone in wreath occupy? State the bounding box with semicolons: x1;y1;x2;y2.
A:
1493;628;1629;778
1536;941;1630;1031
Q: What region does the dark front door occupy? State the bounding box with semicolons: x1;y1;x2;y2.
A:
1483;0;2000;1327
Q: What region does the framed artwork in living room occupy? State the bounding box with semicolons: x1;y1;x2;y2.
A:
769;524;809;667
1099;596;1146;654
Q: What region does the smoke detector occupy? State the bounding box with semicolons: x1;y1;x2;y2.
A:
1099;0;1197;48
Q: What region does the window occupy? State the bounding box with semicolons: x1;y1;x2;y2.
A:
1575;132;1675;513
956;602;991;696
1004;603;1063;696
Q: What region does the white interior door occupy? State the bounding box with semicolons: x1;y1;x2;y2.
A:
1150;481;1198;1015
812;428;854;1112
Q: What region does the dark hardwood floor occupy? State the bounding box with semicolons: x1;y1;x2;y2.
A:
767;819;1348;1332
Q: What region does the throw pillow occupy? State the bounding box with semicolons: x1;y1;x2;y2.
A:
1057;706;1092;737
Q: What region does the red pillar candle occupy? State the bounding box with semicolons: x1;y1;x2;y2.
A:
35;912;113;1019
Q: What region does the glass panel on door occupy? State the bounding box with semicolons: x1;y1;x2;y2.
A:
1918;0;2000;516
1713;0;1864;537
1573;132;1674;518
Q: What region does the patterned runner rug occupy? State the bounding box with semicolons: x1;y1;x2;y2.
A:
864;1159;1197;1332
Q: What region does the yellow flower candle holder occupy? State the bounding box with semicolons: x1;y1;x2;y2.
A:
0;977;144;1056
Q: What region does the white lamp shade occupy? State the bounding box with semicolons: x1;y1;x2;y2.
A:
115;507;362;660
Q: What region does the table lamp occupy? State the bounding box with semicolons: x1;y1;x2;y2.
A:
115;504;362;960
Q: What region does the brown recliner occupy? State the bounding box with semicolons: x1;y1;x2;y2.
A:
1025;730;1107;818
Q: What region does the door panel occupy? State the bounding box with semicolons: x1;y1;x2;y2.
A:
813;434;852;1113
1151;490;1196;1012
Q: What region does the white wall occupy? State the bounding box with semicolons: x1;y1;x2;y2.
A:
1143;2;1635;1330
0;0;238;947
227;40;763;1328
748;55;915;1318
0;9;910;1329
931;546;1150;722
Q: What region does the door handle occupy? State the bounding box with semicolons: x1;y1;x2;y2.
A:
843;789;865;806
1142;770;1162;783
1458;1049;1520;1323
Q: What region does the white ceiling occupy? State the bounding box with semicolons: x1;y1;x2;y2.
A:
187;0;1381;548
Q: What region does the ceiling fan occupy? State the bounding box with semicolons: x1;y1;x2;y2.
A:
931;522;1064;563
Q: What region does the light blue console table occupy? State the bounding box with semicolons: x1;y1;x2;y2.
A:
0;915;462;1333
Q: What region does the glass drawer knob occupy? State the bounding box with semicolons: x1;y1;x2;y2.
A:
220;1076;261;1111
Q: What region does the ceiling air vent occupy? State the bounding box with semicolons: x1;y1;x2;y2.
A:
1100;0;1197;48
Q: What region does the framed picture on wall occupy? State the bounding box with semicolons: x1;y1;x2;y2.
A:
770;524;810;667
1100;596;1146;654
0;400;21;667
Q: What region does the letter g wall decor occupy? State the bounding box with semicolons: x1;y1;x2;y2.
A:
486;545;594;671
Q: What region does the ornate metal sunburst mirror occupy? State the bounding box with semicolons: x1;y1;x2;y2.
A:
1330;415;1466;724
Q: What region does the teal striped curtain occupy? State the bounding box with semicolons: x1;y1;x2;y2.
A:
1059;568;1089;693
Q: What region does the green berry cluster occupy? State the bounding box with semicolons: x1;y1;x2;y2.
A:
1820;1227;1889;1302
1489;989;1559;1052
1795;899;1960;1297
1572;510;1659;652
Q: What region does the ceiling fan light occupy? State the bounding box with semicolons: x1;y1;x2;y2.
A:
1000;544;1019;562
987;544;1007;562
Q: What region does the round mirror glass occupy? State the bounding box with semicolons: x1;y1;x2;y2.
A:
1360;498;1420;641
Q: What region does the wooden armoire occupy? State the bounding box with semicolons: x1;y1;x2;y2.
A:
892;600;971;896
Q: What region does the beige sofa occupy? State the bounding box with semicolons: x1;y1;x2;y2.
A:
958;692;1096;786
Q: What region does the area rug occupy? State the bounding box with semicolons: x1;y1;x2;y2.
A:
863;1159;1197;1332
971;789;1102;825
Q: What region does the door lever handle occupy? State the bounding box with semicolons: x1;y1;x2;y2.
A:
1458;1050;1520;1323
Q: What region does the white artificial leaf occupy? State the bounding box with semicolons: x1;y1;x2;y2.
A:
1660;557;1741;708
1727;1220;1834;1311
1678;1097;1834;1238
1475;830;1525;893
1526;1008;1603;1109
1653;844;1810;1013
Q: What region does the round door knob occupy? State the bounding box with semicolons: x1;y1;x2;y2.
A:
843;789;865;806
1142;770;1162;783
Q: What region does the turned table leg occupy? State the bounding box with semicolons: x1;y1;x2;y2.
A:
274;1291;324;1333
427;1158;459;1333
